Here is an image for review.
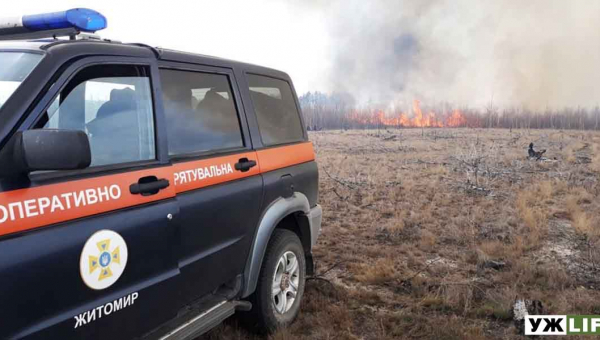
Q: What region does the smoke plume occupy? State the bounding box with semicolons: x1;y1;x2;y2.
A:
296;0;600;110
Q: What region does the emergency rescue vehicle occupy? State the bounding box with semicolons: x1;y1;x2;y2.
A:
0;8;321;340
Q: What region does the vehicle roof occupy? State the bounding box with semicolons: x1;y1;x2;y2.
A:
0;39;291;80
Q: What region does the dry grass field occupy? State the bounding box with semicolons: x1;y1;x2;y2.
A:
204;128;600;340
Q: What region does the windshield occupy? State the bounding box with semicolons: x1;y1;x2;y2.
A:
0;52;43;110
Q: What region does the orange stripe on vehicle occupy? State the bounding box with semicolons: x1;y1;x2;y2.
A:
171;152;260;194
256;142;315;173
0;142;315;238
0;167;175;238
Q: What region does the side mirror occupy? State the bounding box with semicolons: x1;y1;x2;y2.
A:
0;129;91;177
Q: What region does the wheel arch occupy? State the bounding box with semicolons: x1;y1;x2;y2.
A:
242;192;311;298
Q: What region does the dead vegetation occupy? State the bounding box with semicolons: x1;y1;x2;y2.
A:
203;128;600;339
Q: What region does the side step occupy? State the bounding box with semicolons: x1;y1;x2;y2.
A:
158;301;251;340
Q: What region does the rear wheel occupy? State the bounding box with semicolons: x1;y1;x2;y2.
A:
242;229;306;333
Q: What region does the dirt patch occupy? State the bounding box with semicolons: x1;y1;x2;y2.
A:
535;219;579;267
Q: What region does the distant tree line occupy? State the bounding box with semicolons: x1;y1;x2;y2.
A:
299;91;600;130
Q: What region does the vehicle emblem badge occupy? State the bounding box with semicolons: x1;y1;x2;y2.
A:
80;230;128;290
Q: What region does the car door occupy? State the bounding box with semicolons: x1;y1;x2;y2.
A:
0;58;182;340
157;64;263;302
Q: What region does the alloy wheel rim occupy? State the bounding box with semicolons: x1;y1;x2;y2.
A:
272;251;299;314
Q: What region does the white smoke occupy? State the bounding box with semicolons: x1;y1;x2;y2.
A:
295;0;600;110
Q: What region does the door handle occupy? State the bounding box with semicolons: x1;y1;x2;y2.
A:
234;158;257;173
130;176;170;196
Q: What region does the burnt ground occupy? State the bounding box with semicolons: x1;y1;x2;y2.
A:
203;128;600;340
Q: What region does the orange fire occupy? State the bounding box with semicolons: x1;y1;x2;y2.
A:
348;100;468;128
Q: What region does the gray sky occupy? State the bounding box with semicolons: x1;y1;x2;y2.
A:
4;1;600;110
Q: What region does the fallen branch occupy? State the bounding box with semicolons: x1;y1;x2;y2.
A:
331;187;350;201
323;167;359;189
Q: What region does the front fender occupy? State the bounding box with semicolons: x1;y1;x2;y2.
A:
241;192;309;298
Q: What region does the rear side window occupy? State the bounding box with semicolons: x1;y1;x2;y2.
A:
160;69;244;156
36;65;156;167
247;74;304;146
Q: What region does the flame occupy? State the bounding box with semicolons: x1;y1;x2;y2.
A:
446;109;467;127
412;100;443;127
348;100;468;128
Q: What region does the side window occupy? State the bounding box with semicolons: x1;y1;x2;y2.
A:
36;65;155;167
159;69;244;156
247;74;304;146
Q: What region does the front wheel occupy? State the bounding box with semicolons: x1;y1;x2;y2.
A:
242;229;306;333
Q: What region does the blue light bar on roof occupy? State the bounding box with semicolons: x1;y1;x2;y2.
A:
22;8;107;32
0;8;106;38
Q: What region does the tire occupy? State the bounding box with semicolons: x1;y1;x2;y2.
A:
242;229;306;333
